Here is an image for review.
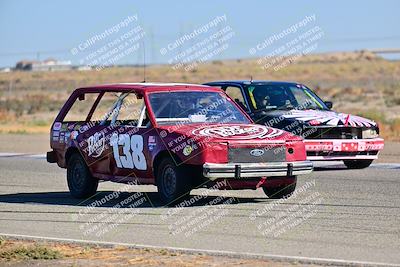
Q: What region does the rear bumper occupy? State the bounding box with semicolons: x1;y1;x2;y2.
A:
46;151;57;163
304;138;384;161
203;161;313;180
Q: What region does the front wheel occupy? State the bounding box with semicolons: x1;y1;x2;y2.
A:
156;157;191;206
262;177;297;199
67;153;98;199
343;159;373;169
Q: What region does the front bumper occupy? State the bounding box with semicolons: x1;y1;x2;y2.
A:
203;161;313;180
304;138;384;160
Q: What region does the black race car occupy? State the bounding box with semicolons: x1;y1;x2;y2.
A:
204;81;384;169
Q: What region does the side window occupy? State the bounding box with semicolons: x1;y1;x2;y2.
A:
63;93;99;122
90;92;120;122
116;93;145;126
224;86;248;111
85;92;149;127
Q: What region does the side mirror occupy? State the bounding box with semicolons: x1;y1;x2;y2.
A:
324;101;333;109
78;94;85;101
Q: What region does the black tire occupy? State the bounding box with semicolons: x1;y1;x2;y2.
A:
343;159;373;169
262;177;297;199
156;157;191;206
67;153;98;199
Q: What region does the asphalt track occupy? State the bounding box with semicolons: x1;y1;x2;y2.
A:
0;154;399;266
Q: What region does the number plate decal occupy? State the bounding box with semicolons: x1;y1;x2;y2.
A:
111;133;147;170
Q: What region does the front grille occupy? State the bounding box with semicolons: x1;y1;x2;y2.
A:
228;146;286;163
305;127;362;139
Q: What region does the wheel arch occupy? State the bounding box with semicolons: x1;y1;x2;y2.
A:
65;146;81;165
152;150;182;178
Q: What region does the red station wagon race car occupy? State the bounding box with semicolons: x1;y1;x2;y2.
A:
47;83;313;204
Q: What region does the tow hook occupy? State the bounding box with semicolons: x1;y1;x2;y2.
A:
234;164;241;179
287;163;293;176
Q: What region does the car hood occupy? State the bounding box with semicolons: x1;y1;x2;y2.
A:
158;123;302;143
267;109;377;128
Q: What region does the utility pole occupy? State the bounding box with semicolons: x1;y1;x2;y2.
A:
150;27;155;64
8;80;13;97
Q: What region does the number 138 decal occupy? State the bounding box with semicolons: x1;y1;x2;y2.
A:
110;133;147;170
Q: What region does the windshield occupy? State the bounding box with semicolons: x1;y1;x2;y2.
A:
148;91;250;125
245;84;328;111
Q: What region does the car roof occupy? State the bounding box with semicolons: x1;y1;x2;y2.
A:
204;80;300;86
75;82;220;94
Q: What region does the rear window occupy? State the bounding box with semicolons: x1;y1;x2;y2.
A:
63;93;99;122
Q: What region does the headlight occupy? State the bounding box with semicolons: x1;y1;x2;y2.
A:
362;129;378;139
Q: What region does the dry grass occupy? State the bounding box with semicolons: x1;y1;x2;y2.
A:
0;51;399;140
0;239;303;266
0;239;61;260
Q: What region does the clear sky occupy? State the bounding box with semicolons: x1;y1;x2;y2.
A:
0;0;399;67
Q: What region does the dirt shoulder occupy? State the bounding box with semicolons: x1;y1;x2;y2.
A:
375;141;400;163
0;238;322;267
0;133;50;154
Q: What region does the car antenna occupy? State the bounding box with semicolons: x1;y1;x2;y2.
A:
141;41;146;83
250;76;253;82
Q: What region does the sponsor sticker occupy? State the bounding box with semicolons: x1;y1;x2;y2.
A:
333;141;341;151
71;130;79;140
65;132;71;143
59;132;65;143
87;132;105;157
52;131;60;142
358;141;366;151
192;124;284;140
148;135;157;151
183;145;193;156
53;122;62;130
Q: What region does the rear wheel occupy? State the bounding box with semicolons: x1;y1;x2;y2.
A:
262;177;297;199
67;153;98;198
156;157;191;206
343;159;373;169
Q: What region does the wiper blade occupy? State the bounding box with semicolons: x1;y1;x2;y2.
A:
298;106;320;110
277;106;295;110
255;107;277;112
